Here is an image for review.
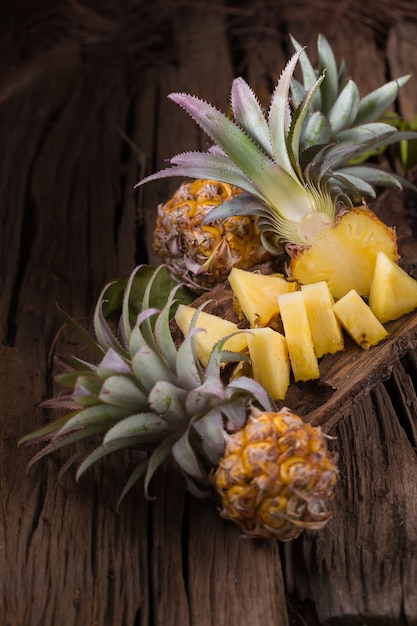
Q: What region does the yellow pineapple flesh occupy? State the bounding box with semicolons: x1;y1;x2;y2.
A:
212;407;339;540
174;304;248;367
247;328;290;400
289;206;398;300
229;267;297;328
277;291;320;382
301;282;344;358
369;251;417;323
333;289;388;349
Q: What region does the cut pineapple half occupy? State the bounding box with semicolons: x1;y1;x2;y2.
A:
277;291;320;382
247;327;290;400
301;282;344;358
175;304;248;367
369;251;417;323
333;289;388;349
228;267;297;328
290;207;398;299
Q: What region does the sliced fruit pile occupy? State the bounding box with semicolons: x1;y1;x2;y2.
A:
175;256;417;401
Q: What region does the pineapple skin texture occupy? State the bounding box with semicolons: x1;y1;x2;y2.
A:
213;408;338;540
289;206;398;300
153;180;270;291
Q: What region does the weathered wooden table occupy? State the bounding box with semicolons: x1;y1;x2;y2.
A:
2;2;417;624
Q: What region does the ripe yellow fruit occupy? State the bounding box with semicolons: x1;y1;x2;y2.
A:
333;289;388;349
212;407;339;540
228;267;297;328
301;281;344;358
277;291;320;382
174;304;248;366
247;328;290;400
290;207;398;300
369;251;417;323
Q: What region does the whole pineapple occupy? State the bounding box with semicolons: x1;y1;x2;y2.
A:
137;35;417;299
153;179;270;292
19;265;338;540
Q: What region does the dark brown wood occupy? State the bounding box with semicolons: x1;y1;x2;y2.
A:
2;2;417;625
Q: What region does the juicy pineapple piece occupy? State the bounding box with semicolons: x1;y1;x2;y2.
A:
369;251;417;323
277;291;319;382
175;304;248;366
301;282;344;358
229;267;297;328
333;289;388;349
247;328;290;400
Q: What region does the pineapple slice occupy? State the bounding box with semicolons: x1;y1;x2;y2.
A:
277;291;319;382
369;251;417;323
228;267;297;328
301;281;344;358
175;304;248;366
333;289;388;349
247;328;290;400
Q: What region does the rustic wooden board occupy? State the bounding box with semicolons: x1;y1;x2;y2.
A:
2;2;417;625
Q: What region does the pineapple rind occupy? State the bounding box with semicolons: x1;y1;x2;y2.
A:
247;328;290;400
369;251;417;323
333;289;388;349
277;291;320;382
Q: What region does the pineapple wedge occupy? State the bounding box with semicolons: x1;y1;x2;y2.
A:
175;304;248;366
369;251;417;323
247;327;290;400
277;291;319;382
301;281;344;358
333;289;388;349
229;267;297;328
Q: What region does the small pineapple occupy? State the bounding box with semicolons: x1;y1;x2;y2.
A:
153;179;270;292
137;35;417;299
213;406;338;540
19;265;338;540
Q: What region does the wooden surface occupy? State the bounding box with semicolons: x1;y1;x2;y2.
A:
2;2;417;625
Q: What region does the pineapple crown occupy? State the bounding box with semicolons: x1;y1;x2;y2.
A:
137;34;417;247
19;265;273;503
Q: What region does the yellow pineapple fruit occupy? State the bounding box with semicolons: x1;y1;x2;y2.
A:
301;281;344;358
333;289;388;349
369;251;417;323
290;207;398;299
213;407;339;540
152;180;270;292
228;267;297;328
277;291;320;382
174;303;248;367
247;328;290;400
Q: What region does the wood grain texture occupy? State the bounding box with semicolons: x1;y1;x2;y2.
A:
2;2;417;625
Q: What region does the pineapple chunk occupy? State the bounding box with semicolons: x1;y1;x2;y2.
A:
301;281;344;358
174;304;248;367
277;291;319;382
369;251;417;323
228;267;297;328
333;289;388;349
247;328;290;400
